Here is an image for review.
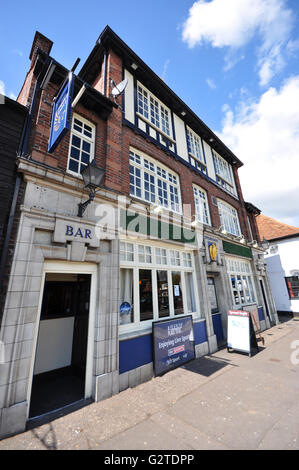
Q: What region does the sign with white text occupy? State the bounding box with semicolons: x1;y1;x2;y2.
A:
152;315;195;376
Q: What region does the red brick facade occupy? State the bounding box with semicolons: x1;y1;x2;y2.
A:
16;30;256;242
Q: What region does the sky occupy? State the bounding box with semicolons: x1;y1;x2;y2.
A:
1;0;299;228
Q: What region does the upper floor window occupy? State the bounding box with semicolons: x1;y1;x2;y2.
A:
218;200;241;236
186;127;207;175
137;83;172;138
193;185;211;225
68;114;95;175
129;148;181;213
212;151;235;194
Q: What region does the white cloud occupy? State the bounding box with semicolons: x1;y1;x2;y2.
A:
182;0;294;85
218;75;299;225
206;78;216;89
161;59;170;82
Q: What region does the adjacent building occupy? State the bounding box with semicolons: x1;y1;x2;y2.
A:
0;27;278;439
257;214;299;318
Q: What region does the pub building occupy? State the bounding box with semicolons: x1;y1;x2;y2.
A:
0;27;278;438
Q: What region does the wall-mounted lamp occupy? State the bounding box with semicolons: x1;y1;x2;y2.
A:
150;200;163;214
78;161;105;217
260;237;270;251
191;215;199;229
239;234;246;244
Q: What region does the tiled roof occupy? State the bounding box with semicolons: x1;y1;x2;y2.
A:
256;214;299;241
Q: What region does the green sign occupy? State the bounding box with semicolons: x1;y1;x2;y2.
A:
223;240;252;259
120;210;196;245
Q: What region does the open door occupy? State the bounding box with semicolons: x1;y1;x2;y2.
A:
29;273;91;419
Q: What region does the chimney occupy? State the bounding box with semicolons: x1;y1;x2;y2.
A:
29;31;53;65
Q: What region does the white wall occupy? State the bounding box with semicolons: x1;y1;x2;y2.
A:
34;317;75;375
265;237;299;312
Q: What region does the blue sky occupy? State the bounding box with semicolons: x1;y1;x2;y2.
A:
1;0;299;227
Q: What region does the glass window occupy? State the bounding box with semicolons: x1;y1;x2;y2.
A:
138;245;152;263
139;269;153;321
119;244;198;328
227;257;256;306
157;270;170;318
155;248;167;265
137;83;171;138
218;200;241;236
185;272;196;313
120;242;134;262
183;252;192;267
68;115;95;175
129;149;181;213
193;185;211;225
213;151;233;186
120;269;134;325
172;271;184;315
285;276;299;299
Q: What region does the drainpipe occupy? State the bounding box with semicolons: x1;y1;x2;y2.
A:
103;50;108;96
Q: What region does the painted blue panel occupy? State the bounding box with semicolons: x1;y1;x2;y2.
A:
193;320;207;345
212;314;224;343
119;334;153;374
258;306;265;321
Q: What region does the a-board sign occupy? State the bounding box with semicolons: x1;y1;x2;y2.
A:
227;310;259;357
244;304;260;332
48;72;75;153
152;315;195;376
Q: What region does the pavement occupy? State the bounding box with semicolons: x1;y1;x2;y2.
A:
1;315;299;451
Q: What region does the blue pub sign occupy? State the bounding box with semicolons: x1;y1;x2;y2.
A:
48;72;75;153
152;315;195;376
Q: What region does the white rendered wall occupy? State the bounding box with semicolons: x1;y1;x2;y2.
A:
265;237;299;312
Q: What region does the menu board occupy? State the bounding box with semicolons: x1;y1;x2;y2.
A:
227;310;259;357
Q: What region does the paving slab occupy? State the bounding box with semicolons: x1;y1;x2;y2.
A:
0;318;299;450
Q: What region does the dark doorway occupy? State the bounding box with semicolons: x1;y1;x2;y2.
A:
29;273;91;419
259;279;273;326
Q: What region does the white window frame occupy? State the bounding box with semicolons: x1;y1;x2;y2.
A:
193;184;211;226
129;148;182;213
212;150;236;194
67;114;95;176
218;199;241;236
226;256;257;307
186;127;207;174
119;241;200;333
136;82;173;140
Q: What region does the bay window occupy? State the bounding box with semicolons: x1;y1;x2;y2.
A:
129;148;181;213
218;200;241;236
119;241;199;330
227;257;256;307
